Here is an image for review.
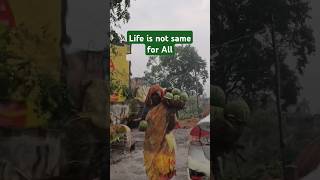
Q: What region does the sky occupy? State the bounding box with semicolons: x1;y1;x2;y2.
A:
117;0;210;95
298;0;320;114
65;0;106;53
64;0;319;113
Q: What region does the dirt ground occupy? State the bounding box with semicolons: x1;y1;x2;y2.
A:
110;121;196;180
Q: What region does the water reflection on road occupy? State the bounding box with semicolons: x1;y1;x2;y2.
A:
110;128;190;180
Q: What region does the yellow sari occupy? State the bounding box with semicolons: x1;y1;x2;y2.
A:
144;103;177;180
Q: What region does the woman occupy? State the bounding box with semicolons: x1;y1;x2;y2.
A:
143;84;177;180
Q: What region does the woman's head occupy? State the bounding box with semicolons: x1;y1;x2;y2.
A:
145;84;164;107
150;91;162;106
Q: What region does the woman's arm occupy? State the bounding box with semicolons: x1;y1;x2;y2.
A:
166;108;177;133
141;106;149;120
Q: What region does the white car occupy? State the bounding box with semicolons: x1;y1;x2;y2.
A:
187;115;210;180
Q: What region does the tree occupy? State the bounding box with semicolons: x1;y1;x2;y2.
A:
110;0;131;43
0;23;73;128
144;45;208;95
211;0;315;110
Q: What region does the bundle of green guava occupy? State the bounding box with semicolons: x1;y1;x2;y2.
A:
162;88;188;110
211;85;250;156
138;120;148;131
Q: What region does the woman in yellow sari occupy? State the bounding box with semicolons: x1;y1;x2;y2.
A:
143;85;177;180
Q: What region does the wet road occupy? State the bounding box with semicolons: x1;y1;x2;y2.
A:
110;128;190;180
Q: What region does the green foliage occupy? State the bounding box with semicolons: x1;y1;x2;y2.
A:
38;74;73;127
144;45;208;96
110;0;131;43
110;0;131;27
179;96;203;119
221;98;320;179
0;24;72;127
222;106;281;179
110;70;132;99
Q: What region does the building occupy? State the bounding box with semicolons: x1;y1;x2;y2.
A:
130;77;147;92
64;50;104;110
110;42;132;103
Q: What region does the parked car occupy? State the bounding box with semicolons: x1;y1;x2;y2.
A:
187;115;210;180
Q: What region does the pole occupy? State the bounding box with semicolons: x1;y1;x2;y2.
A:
195;69;200;118
271;14;286;180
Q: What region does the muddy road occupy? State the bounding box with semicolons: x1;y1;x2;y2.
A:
110;128;191;180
